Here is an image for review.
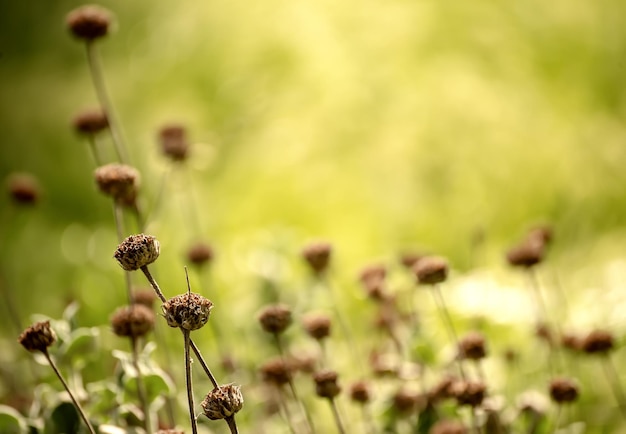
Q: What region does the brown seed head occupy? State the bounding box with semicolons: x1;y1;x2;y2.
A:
349;380;371;404
162;292;213;331
560;332;582;352
549;378;579;404
428;376;459;404
528;225;553;246
535;323;555;346
452;380;487;407
114;234;160;271
132;288;157;308
359;264;387;286
260;357;292;386
458;331;487;360
18;321;57;352
369;351;399;378
313;370;341;399
413;256;448;285
66;5;111;41
258;304;292;335
110;305;155;338
72;108;108;134
301;242;332;275
506;238;544;268
95;163;140;205
159;124;189;161
302;313;332;340
581;329;614;354
400;252;424;269
201;384;244;420
7;173;40;205
186;241;214;267
288;353;318;374
429;420;468;434
392;388;425;415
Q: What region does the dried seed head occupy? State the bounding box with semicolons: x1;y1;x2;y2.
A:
288;353;317;374
506;238;544;268
535;323;555;346
359;264;387;286
72;108;108;134
66;5;111;40
260;357;292;386
369;351;399;378
400;251;423;269
7;173;40;205
528;225;553;245
428;376;459;404
413;256;448;285
132;288;157;308
458;331;487;360
114;234;160;271
186;241;214;267
302;313;331;340
162;292;213;331
392;388;425;415
560;332;582;352
301;242;332;275
349;381;371;404
313;370;341;399
549;378;579;404
95;163;140;205
110;304;155;338
452;380;487;407
429;420;468;434
365;281;390;302
201;384;244;420
18;321;57;352
581;329;614;354
258;304;292;335
159;124;189;161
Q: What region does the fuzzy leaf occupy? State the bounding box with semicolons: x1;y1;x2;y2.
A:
0;405;27;434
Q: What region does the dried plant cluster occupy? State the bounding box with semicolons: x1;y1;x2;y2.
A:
3;3;625;434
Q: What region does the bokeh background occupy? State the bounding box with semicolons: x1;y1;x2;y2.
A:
1;0;626;432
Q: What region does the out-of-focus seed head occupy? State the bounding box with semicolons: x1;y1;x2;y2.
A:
359;264;387;286
114;234;160;271
18;321;57;352
66;5;112;41
518;390;549;416
313;370;341;399
369;351;399;378
452;380;487;407
132;288;157;308
260;357;292;386
162;292;213;331
201;384;244;420
72;108;108;134
429;420;468;434
288;353;318;374
549;378;579;404
258;304;292;335
506;238;544;268
186;241;214;267
95;163;140;205
349;380;371;404
560;332;582;352
7;173;40;205
302;313;331;340
301;242;332;276
392;388;425;415
528;225;553;246
535;323;555;346
110;304;155;338
400;251;424;269
413;256;448;285
428;376;459;404
458;331;487;360
158;124;189;162
581;329;614;354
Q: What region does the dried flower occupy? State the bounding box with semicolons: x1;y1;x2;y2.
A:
132;288;157;308
349;381;371;404
302;313;331;340
18;321;57;352
428;376;459;404
72;108;109;134
560;332;582;352
313;370;341;399
110;305;155;338
549;378;579;404
201;384;244;420
392;388;425;415
162;292;213;331
186;241;214;267
359;264;387;286
258;304;292;335
413;256;448;285
66;5;111;41
302;242;332;275
400;251;423;269
581;329;614;354
458;331;487;360
535;322;555;346
7;173;40;205
114;234;159;271
429;420;468;434
506;238;544;268
452;380;486;407
159;124;189;161
95;163;140;205
260;358;292;386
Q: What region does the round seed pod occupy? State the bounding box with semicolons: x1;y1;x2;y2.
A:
201;384;244;420
400;251;423;269
359;264;387;286
349;381;371;404
313;370;341;399
260;357;292;386
132;288;157;308
392;388;425;415
7;173;40;205
581;330;614;354
258;304;292;335
506;239;544;268
560;332;582;352
186;241;214;267
413;256;448;285
110;305;155;338
94;163;140;205
114;234;160;271
301;242;332;275
458;331;487;360
302;313;331;340
18;321;57;352
72;108;108;134
66;5;111;41
549;378;579;404
429;420;468;434
162;292;213;331
452;380;486;407
158;124;189;162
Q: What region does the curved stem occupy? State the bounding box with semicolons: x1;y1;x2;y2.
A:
183;330;198;434
43;350;96;434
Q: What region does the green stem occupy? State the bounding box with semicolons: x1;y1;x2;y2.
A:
431;284;466;380
131;337;152;433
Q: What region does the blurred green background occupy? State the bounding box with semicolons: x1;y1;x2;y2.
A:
1;0;626;431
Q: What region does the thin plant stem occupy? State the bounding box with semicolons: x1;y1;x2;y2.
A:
431;284;466;379
113;202;134;306
329;398;346;434
470;407;481;434
552;405;562;433
87;135;103;166
141;265;167;303
43;350;96;434
601;355;626;420
278;388;298;434
85;41;128;164
225;416;239;434
131;337;152;433
183;330;199;434
360;404;376;434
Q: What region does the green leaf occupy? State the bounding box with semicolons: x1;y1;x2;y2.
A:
122;372;172;404
59;328;99;363
0;405;27;434
46;402;79;434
